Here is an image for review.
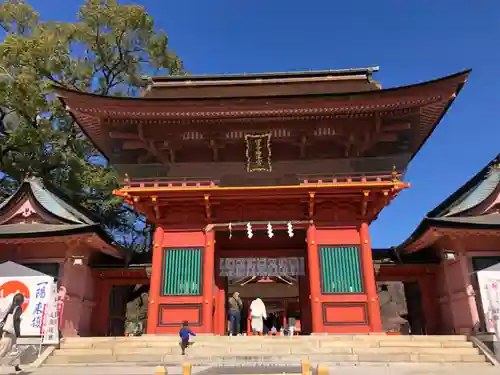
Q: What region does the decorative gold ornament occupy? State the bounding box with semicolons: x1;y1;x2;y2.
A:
391;165;399;183
245;133;272;172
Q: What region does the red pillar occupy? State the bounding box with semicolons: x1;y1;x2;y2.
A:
203;230;215;333
299;276;312;334
214;251;226;336
359;222;382;332
146;226;164;334
307;224;323;333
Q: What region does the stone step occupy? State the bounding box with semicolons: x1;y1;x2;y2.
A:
43;352;489;366
47;335;490;366
60;335;473;347
52;345;481;357
60;334;469;344
61;339;477;350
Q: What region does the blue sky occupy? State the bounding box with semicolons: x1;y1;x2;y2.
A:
28;0;500;248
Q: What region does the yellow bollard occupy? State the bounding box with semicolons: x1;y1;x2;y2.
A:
182;362;192;375
317;365;328;375
154;366;167;375
301;360;310;375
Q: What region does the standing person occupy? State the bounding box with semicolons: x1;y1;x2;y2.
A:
178;321;196;355
250;296;267;336
228;292;243;336
0;293;24;373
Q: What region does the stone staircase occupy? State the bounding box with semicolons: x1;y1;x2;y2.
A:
43;335;492;367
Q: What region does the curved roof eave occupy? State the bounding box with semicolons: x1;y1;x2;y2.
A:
395;219;433;253
55;69;471;164
53;69;471;103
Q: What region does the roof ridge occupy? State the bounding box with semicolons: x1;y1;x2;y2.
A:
149;67;381;82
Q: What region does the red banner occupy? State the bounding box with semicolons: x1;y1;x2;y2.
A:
39;304;47;335
57;301;64;329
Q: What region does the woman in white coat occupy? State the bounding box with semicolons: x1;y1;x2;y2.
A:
249;297;267;336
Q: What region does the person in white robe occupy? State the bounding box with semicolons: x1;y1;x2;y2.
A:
249;297;267;335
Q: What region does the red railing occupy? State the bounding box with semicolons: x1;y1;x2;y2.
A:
120;172;401;189
123;178;219;189
298;172;399;185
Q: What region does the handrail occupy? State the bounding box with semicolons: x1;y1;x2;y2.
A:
469;334;499;366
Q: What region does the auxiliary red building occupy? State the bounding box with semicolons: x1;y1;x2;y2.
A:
396;154;500;334
56;67;469;335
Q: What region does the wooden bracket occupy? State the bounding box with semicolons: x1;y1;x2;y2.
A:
361;190;370;216
382;190;390;206
367;190;391;219
299;134;309;159
138;124;171;164
204;194;212;222
209;139;219;162
132;195;141;211
308;192;315;219
151;196;160;220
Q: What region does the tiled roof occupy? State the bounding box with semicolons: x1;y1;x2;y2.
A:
427;154;500;218
0;177;96;225
441;166;500;217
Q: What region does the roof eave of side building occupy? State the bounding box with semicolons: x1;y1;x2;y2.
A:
396;153;500;254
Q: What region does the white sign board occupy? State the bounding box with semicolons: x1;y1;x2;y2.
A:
0;275;55;337
40;281;59;345
477;266;500;340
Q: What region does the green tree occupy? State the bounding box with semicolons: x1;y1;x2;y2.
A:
0;0;183;251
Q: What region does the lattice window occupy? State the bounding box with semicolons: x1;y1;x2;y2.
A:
162;248;202;296
319;246;363;294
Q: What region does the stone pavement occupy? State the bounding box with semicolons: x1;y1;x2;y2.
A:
1;364;497;375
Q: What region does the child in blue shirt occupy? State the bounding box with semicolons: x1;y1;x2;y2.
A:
179;321;196;355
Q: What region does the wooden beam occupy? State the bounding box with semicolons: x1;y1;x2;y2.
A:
384;122;411;131
109;132;139;139
122;141;147;150
378;133;398;142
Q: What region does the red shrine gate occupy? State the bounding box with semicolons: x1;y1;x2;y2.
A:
139;182;397;336
55;67;469;335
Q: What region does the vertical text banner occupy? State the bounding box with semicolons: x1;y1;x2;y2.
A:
41;281;59;345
